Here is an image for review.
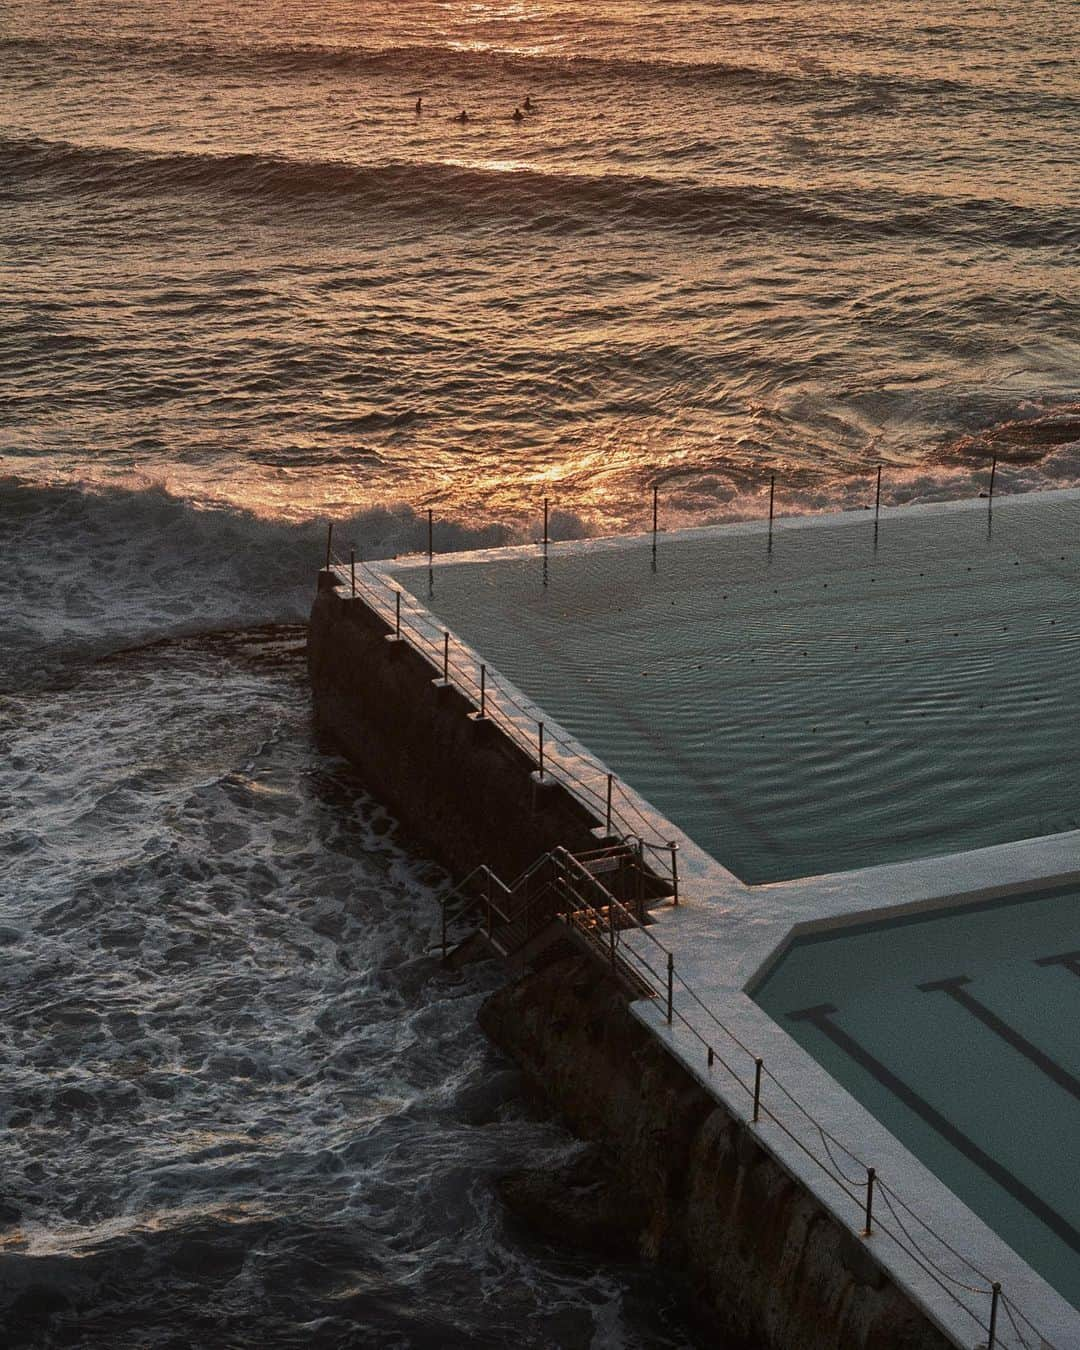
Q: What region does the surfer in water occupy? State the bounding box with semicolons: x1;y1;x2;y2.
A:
512;106;524;122
414;97;422;113
456;109;470;123
523;95;534;111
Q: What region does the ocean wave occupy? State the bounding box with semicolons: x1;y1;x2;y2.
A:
0;33;898;95
3;32;1074;120
0;476;522;683
4;137;1077;249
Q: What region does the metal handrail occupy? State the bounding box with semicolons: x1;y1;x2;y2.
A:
329;563;1056;1350
434;844;1055;1350
331;559;682;878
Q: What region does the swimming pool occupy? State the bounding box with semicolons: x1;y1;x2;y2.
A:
751;884;1080;1309
395;491;1080;882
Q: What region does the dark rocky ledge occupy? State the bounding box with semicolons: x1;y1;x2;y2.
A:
480;955;953;1350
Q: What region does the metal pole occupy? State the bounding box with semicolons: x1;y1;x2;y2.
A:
325;520;333;571
441;903;447;960
988;455;997;502
652;484;658;536
395;590;401;638
987;1283;1001;1349
875;465;882;519
862;1167;876;1236
538;722;544;778
609;896;616;969
753;1058;763;1122
707;1046;715;1068
427;507;433;560
666;951;674;1023
443;631;449;682
606;774;613;834
636;836;645;916
543;497;549;545
669;840;679;906
486;873;493;937
769;474;775;525
350;548;356;597
480;664;486;717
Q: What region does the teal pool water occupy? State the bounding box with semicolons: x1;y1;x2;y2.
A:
752;886;1080;1310
396;493;1080;882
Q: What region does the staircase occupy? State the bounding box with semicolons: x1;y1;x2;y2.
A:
439;843;664;1002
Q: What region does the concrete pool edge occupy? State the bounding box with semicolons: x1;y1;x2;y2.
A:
327;495;1080;1347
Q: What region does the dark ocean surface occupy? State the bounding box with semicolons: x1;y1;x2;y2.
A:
1;0;1077;1344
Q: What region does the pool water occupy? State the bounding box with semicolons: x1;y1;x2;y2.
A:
751;886;1080;1310
397;493;1080;882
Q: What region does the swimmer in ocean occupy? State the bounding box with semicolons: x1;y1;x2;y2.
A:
523;95;533;111
456;109;470;123
415;97;422;113
512;106;524;122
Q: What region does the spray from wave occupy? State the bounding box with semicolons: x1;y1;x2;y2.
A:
6;412;1079;684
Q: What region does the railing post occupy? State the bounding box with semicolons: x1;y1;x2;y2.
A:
652;483;658;536
543;497;549;545
427;507;433;560
875;464;882;519
707;1046;715;1068
395;590;401;638
636;835;644;914
666;951;673;1023
753;1057;763;1122
443;630;449;682
606;773;613;834
669;840;679;905
609;897;616;969
988;455;997;503
538;722;544;778
862;1167;876;1237
769;474;775;526
486;872;493;937
350;548;356;597
480;663;486;717
325;520;333;571
987;1282;1001;1349
441;902;447;960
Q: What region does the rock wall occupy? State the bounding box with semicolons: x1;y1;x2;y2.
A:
480;955;954;1350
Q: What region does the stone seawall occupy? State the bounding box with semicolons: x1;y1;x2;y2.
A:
308;580;954;1350
480;956;953;1350
308;580;602;881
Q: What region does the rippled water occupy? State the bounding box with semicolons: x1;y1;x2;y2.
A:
4;0;1079;526
1;0;1078;1343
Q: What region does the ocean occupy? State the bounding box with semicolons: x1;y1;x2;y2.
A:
1;0;1077;1344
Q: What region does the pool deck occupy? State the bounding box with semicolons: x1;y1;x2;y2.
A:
344;489;1080;1349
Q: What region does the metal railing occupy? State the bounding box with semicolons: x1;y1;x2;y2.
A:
325;558;1062;1350
435;842;1059;1350
329;553;681;896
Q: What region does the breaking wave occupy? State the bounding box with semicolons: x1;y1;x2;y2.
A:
6;419;1079;683
4;137;1077;248
5;32;1077;123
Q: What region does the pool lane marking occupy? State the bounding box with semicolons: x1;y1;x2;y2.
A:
787;1002;1080;1254
1036;949;1080;979
917;975;1080;1103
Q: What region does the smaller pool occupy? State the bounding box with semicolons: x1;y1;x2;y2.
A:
752;885;1080;1310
